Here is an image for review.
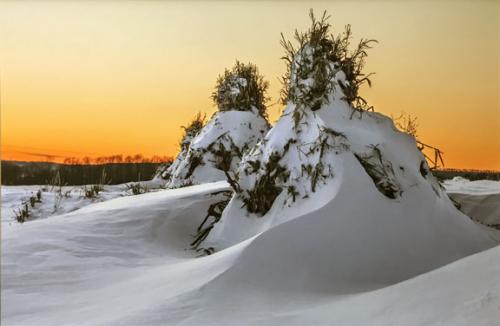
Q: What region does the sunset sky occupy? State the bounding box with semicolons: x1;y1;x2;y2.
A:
1;1;499;169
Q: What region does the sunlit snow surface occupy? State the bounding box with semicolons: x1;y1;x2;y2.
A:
1;178;499;325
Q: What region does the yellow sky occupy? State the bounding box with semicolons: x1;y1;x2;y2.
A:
1;1;499;169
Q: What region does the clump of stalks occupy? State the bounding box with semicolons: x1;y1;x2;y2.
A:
13;190;43;223
83;169;109;199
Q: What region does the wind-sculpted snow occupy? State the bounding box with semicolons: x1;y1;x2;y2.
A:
2;182;498;325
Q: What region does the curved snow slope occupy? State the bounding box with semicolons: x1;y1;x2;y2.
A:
2;183;498;325
166;109;268;188
209;155;495;293
1;182;242;325
175;244;500;326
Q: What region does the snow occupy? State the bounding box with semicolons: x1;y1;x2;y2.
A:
205;69;495;258
1;185;126;223
1;180;499;325
1;179;167;224
1;182;235;325
443;177;500;195
163;109;269;188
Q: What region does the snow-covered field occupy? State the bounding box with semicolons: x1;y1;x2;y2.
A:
1;177;499;325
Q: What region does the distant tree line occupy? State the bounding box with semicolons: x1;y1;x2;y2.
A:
1;160;172;185
62;154;172;165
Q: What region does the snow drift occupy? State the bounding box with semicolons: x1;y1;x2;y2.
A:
202;12;496;292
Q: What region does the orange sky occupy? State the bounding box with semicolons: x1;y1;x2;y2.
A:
1;1;499;170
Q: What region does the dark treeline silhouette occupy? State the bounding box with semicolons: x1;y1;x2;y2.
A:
1;160;172;185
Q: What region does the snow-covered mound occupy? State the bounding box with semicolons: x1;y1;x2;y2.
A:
206;69;494;253
164;109;269;188
202;35;495;293
160;61;270;188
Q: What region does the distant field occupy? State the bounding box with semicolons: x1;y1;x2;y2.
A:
1;161;170;185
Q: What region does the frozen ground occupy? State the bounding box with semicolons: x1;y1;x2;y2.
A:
1;177;499;325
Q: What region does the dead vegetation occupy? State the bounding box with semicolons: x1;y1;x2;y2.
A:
180;112;206;151
232;127;348;216
191;190;233;252
157;113;206;180
393;112;445;170
354;145;401;199
82;169;109;199
126;182;148;195
13;190;42;223
241;152;290;215
280;9;377;116
212;61;269;118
